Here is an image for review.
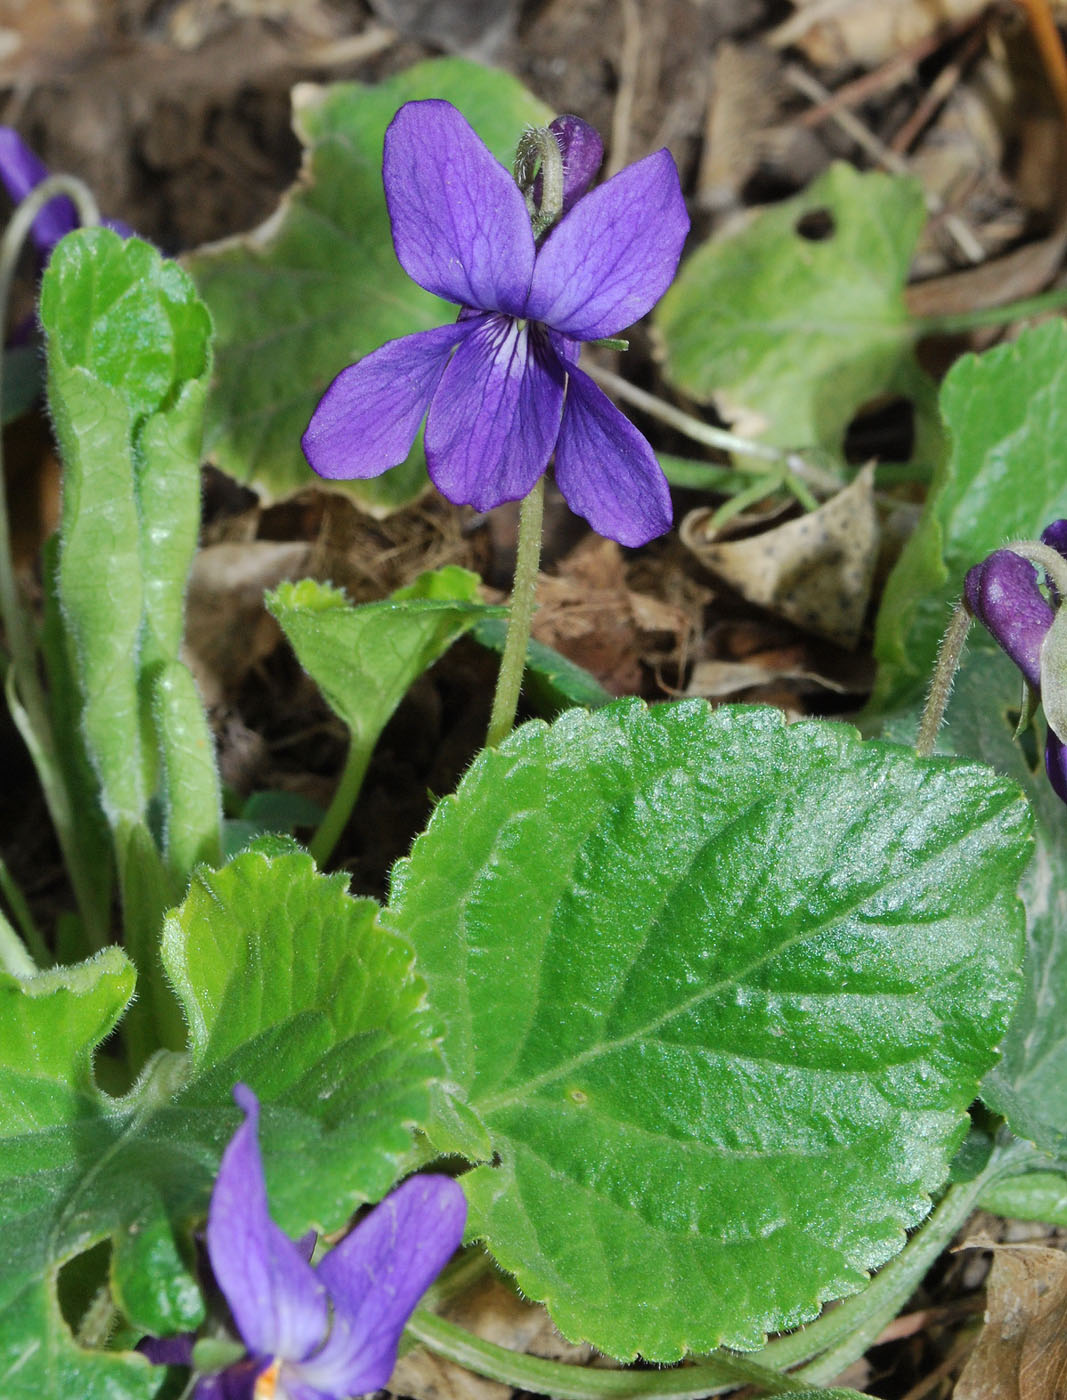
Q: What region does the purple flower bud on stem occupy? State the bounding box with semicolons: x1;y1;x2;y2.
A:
963;548;1054;689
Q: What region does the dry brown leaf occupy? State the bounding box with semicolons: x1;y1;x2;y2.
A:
770;0;987;70
698;41;783;209
679;464;878;648
531;536;691;694
954;1242;1067;1400
184;540;313;706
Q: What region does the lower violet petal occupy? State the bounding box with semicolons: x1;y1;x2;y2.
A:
553;364;672;547
425;314;564;511
302;321;472;480
290;1175;467;1398
206;1086;327;1365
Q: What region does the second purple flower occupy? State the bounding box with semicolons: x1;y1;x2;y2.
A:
302;100;689;547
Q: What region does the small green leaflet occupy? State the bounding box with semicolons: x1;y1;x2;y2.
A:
386;700;1031;1359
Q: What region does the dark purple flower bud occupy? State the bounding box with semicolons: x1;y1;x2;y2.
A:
964;549;1053;689
547;115;604;213
0;127;78;258
1041;520;1067;605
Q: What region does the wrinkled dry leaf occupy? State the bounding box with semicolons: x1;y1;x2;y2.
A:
698;41;783;209
770;0;986;69
955;1242;1067;1400
531;536;691;694
679;464;878;648
685;657;853;700
391;1273;595;1400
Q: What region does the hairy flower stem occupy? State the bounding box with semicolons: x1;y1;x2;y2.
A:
486;477;545;748
0;174;109;953
916;604;971;757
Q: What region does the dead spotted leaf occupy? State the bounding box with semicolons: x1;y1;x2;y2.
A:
955;1243;1067;1400
679;464;879;649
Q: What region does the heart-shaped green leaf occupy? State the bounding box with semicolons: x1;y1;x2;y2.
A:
387;700;1031;1359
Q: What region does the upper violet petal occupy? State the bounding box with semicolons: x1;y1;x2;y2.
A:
289;1176;467;1398
524;148;689;340
553;364;672;546
425;314;565;510
384;100;535;316
302;320;474;480
0;127;78;255
206;1085;328;1365
964;550;1054;689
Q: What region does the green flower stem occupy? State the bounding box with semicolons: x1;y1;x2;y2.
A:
916;604;971;757
587;366;843;498
309;731;374;867
486;476;545;748
913;283;1067;337
406;1310;810;1398
0;174;110;951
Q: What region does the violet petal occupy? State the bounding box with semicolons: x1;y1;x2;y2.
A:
0;127;78;255
964;550;1053;689
138;1334;195;1367
524;148;689;340
384;100;535;317
191;1360;266;1400
1046;728;1067;805
302;320;473;480
1041;519;1067;562
206;1085;327;1365
290;1175;467;1398
553;363;672;547
425;314;565;510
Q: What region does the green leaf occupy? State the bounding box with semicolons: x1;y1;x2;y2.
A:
386;700;1031;1359
41;228;218;890
979;1171;1067;1227
0;950;161;1398
472;615;614;715
187;59;551;511
871;319;1067;711
655;164;933;455
266;573;496;746
0;848;437;1388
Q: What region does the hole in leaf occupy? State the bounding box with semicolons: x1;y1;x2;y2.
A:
843;396;915;465
794;207;835;240
57;1238;113;1341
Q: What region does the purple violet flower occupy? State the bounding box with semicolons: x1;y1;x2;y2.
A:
965;528;1067;803
144;1085;467;1400
302;100;690;548
0;126;132;262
